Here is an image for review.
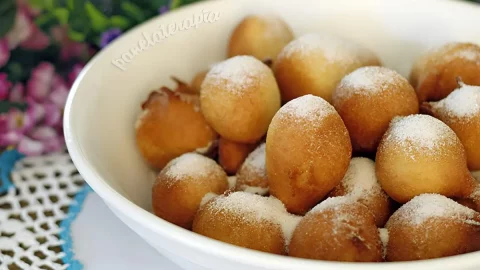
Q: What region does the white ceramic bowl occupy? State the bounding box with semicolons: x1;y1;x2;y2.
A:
64;0;480;269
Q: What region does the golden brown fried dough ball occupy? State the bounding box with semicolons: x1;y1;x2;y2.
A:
235;143;269;195
376;114;475;203
192;192;301;254
266;95;352;214
289;196;383;262
136;87;217;169
218;137;257;175
329;158;393;227
410;42;480;103
421;83;480;170
152;153;228;229
190;70;208;94
333;67;419;153
201;56;281;143
385;194;480;261
273;33;376;103
228;15;294;62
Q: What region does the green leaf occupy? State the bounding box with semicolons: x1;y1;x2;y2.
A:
53;7;69;25
35;13;55;27
68;29;86;42
121;2;145;22
6;62;23;82
66;0;74;10
110;15;131;30
0;3;17;38
85;1;109;32
170;0;182;9
0;101;28;113
0;0;15;15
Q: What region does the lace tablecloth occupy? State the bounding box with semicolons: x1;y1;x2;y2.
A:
0;151;180;270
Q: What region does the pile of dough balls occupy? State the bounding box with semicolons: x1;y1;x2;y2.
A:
134;14;480;263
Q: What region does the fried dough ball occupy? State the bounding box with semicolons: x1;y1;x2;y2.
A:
333;67;419;153
376;114;475;203
467;176;480;212
273;33;377;103
329;158;393;227
410;42;480;103
421;83;480;170
289;196;383;262
136;87;217;169
201;56;281;143
192;192;301;254
266;95;352;214
152;153;228;229
218;137;257;175
235;143;269;195
228;15;294;62
385;194;480;261
190;70;208;94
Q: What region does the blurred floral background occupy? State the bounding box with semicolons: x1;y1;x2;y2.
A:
0;0;199;156
1;0;479;157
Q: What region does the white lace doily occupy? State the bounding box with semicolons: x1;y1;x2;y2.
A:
0;153;86;270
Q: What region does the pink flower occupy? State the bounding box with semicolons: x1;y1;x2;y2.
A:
68;63;84;87
0;39;9;68
29;126;64;152
6;9;33;49
27;62;55;102
51;26;89;61
0;73;12;100
49;75;69;109
26;97;45;124
9;83;25;103
17;136;44;156
21;24;50;50
0;130;23;147
43;102;62;127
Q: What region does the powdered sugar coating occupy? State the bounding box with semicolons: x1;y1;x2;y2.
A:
433;84;480;119
205;192;301;246
387;194;480;227
382;114;458;157
276;94;336;125
340;158;383;201
444;44;480;63
334;67;405;100
311;196;356;213
236;143;267;191
277;33;358;65
162;153;225;187
378;228;389;259
203;55;270;95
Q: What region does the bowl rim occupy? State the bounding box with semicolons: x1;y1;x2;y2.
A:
64;0;480;269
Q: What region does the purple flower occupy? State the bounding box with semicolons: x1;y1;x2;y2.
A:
0;39;9;68
100;28;122;48
0;73;12;100
158;5;169;15
27;62;55;102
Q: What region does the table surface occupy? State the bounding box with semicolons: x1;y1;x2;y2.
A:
72;192;181;270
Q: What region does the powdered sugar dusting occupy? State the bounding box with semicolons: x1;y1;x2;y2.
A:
162;153;225;187
341;158;382;201
383;115;457;156
239;185;269;195
227;176;237;189
279;94;335;123
134;109;149;130
238;143;266;181
200;192;218;206
447;45;480;63
204;56;269;95
433;84;480;119
378;228;389;259
206;192;300;247
311;196;355;213
277;33;358;65
335;67;403;100
387;194;480;227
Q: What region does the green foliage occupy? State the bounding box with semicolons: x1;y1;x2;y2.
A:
0;0;17;37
